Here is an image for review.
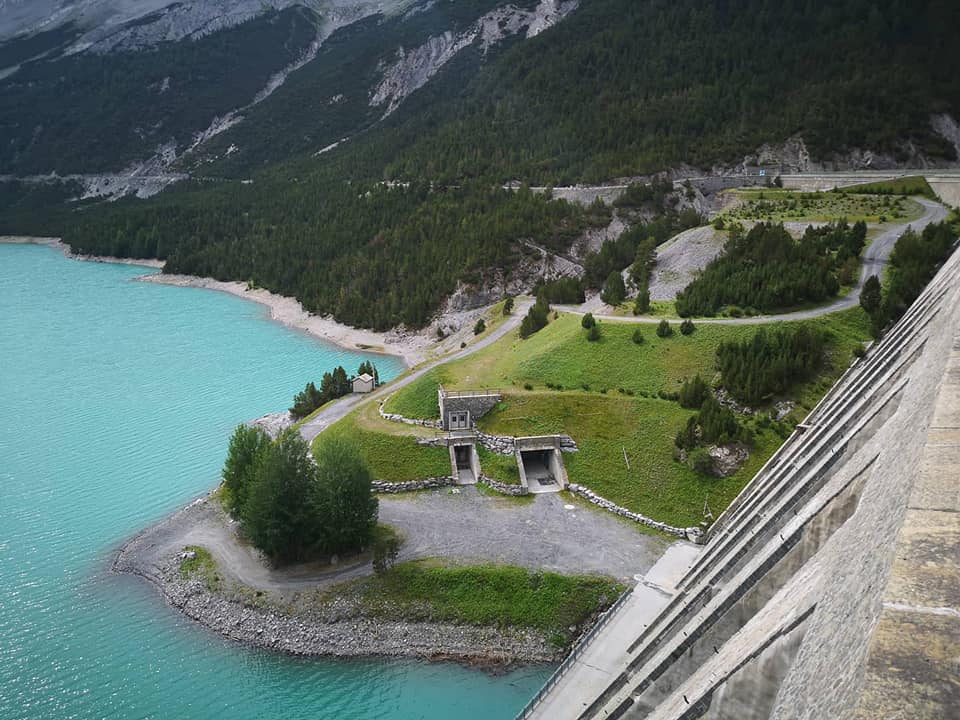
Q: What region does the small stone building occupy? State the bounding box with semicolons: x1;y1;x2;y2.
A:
352;373;375;394
438;386;501;431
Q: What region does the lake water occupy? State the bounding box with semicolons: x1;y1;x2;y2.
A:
0;245;549;719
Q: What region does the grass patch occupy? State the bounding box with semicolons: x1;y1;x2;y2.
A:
836;175;935;198
382;367;449;419
723;189;922;224
179;546;222;592
477;446;521;485
316;414;451;481
351;559;623;639
392;313;763;400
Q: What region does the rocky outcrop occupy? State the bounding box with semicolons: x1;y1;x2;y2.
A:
371;0;579;116
566;483;697;539
249;411;294;439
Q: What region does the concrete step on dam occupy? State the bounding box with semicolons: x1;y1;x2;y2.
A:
522;242;960;719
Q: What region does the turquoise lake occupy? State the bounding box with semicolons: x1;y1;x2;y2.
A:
0;245;550;719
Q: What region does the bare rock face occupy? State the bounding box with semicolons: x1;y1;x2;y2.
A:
249;411;294;439
371;0;579;116
708;444;750;477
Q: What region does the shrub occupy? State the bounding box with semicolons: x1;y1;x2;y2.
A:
678;375;710;409
690;448;715;475
587;324;601;341
656;319;673;338
503;296;515;315
523;383;534;391
474;318;486;335
632;327;645;344
680;318;696;335
520;296;550;338
601;270;627;305
633;289;651;315
581;312;596;329
372;526;402;575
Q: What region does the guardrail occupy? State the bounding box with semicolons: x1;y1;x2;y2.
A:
515;586;635;719
438;385;502;399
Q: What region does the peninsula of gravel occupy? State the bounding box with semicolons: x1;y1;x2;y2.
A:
113;491;629;665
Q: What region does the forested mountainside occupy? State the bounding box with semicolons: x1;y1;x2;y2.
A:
3;0;959;331
0;6;319;174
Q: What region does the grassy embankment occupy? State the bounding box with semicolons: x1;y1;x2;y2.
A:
836;175;936;198
383;310;870;527
318;559;625;648
722;189;923;224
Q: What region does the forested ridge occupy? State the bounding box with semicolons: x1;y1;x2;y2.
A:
2;0;958;330
0;7;318;175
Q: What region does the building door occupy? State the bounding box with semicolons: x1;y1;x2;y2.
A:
449;411;469;430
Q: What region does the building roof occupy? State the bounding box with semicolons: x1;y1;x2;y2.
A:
355;373;374;382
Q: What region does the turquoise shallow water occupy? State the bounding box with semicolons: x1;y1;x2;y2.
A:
0;245;549;720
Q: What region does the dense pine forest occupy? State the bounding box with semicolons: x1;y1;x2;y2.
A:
1;0;958;330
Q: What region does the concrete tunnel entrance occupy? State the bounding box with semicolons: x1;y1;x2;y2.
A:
450;443;479;485
518;448;564;494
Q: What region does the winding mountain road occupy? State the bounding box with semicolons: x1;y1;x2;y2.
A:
557;197;949;325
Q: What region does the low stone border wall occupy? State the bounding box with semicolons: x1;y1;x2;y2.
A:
567;484;699;539
479;475;528;496
378;401;442;429
372;477;456;494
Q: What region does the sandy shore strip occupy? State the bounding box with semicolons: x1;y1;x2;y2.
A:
139;274;431;367
113;493;562;665
0;235;165;268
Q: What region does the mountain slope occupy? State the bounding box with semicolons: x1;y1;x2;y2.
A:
3;0;959;333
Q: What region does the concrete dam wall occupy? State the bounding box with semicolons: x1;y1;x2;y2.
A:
525;240;960;719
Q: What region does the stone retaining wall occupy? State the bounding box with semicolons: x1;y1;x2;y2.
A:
477;431;516;455
479;475;528;496
378;401;442;429
477;431;580;455
372;477;456;494
567;484;699;540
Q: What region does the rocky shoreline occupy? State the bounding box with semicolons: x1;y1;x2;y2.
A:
113;494;562;666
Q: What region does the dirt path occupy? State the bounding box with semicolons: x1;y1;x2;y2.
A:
298;297;534;444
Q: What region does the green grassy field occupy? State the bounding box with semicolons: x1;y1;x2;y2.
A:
722;189;923;224
385;309;871;419
382;308;869;526
837;175;935;198
477;392;785;528
477;446;521;484
315;413;452;481
346;559;623;643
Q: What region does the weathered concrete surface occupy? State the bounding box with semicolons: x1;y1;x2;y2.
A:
524;542;700;720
